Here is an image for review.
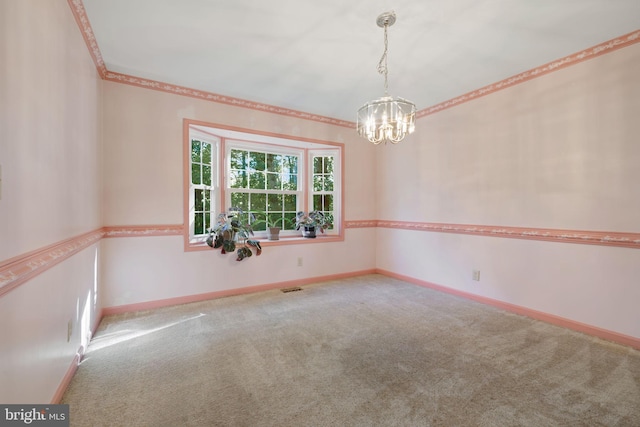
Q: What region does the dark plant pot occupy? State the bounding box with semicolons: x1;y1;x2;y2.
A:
267;227;281;241
302;226;316;238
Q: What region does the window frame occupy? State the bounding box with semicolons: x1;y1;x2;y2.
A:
187;131;220;245
224;139;304;237
183;120;344;251
308;148;341;234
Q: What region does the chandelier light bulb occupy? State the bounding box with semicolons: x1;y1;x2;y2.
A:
357;11;416;145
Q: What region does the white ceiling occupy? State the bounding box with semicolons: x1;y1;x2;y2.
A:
82;0;640;123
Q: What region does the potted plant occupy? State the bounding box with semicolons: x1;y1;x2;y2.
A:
206;208;262;261
295;211;332;238
252;213;295;241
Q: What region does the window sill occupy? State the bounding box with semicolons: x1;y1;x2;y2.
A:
185;233;344;252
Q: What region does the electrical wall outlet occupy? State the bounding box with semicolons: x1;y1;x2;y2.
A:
297;257;303;267
472;270;481;281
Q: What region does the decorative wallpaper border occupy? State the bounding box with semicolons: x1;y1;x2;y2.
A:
66;1;354;128
67;1;639;128
67;0;107;78
103;71;354;129
0;229;103;298
1;221;638;298
418;30;640;118
103;225;183;238
0;225;183;298
345;220;378;228
377;220;640;249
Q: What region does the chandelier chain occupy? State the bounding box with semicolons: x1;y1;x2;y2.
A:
377;23;389;96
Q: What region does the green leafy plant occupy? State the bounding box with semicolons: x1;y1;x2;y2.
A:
250;212;295;241
206;208;262;261
295;211;332;234
251;212;294;230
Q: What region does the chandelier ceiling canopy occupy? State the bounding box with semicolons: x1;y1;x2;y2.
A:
357;11;416;145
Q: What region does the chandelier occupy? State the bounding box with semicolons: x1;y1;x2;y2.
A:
357;11;416;145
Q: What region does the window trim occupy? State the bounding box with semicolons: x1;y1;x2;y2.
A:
308;148;341;236
183;119;345;251
188;134;220;244
224;140;304;238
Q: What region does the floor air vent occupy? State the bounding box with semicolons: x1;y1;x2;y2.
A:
281;286;303;293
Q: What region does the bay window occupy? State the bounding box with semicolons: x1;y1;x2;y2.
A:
185;121;342;248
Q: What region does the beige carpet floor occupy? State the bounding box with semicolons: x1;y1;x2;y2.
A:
62;274;640;426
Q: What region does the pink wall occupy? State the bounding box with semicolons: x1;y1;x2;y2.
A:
376;43;640;339
2;0;638;404
99;81;377;308
0;0;103;403
101;81;375;226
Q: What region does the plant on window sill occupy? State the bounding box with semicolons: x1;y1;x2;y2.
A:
206;208;262;261
295;211;332;238
251;212;295;241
